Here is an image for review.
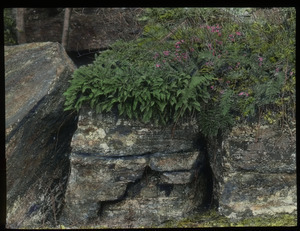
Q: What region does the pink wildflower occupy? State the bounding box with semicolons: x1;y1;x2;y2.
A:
155;64;161;68
163;51;170;56
236;31;241;36
153;53;159;59
211;86;214;89
218;32;222;37
258;57;263;66
206;61;214;66
207;43;212;50
239;92;249;96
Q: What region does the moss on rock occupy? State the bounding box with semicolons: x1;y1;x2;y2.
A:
161;209;297;228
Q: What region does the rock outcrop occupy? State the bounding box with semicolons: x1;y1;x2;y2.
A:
60;106;213;228
23;8;143;51
207;123;296;220
5;42;77;228
5;42;296;229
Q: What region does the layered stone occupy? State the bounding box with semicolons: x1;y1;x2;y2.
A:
207;123;296;220
61;107;210;227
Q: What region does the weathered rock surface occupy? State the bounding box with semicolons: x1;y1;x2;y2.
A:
207;123;296;220
61;107;212;228
5;42;77;228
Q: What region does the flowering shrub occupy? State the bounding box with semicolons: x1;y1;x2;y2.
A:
64;8;295;137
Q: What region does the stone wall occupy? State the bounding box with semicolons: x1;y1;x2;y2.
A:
5;42;77;228
207;123;296;220
60;106;212;228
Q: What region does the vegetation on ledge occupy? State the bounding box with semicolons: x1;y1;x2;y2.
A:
63;8;295;138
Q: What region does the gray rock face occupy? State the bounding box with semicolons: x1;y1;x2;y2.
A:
207;123;296;220
61;107;211;228
5;42;77;228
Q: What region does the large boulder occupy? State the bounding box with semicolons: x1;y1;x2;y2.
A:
60;106;213;228
207;123;296;220
5;42;77;228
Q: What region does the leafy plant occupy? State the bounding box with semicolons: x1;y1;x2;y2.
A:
64;39;214;126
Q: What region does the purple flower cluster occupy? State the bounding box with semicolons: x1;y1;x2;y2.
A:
258;57;263;66
238;92;249;97
154;40;192;68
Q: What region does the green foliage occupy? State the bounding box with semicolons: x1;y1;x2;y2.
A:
4;8;17;45
64;40;213;126
64;7;295;137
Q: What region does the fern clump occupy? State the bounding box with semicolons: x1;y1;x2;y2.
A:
64;40;214;126
64;8;295;137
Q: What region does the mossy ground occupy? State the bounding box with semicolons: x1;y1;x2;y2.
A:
161;209;297;228
19;209;297;229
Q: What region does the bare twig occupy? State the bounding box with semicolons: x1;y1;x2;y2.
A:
62;8;73;49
